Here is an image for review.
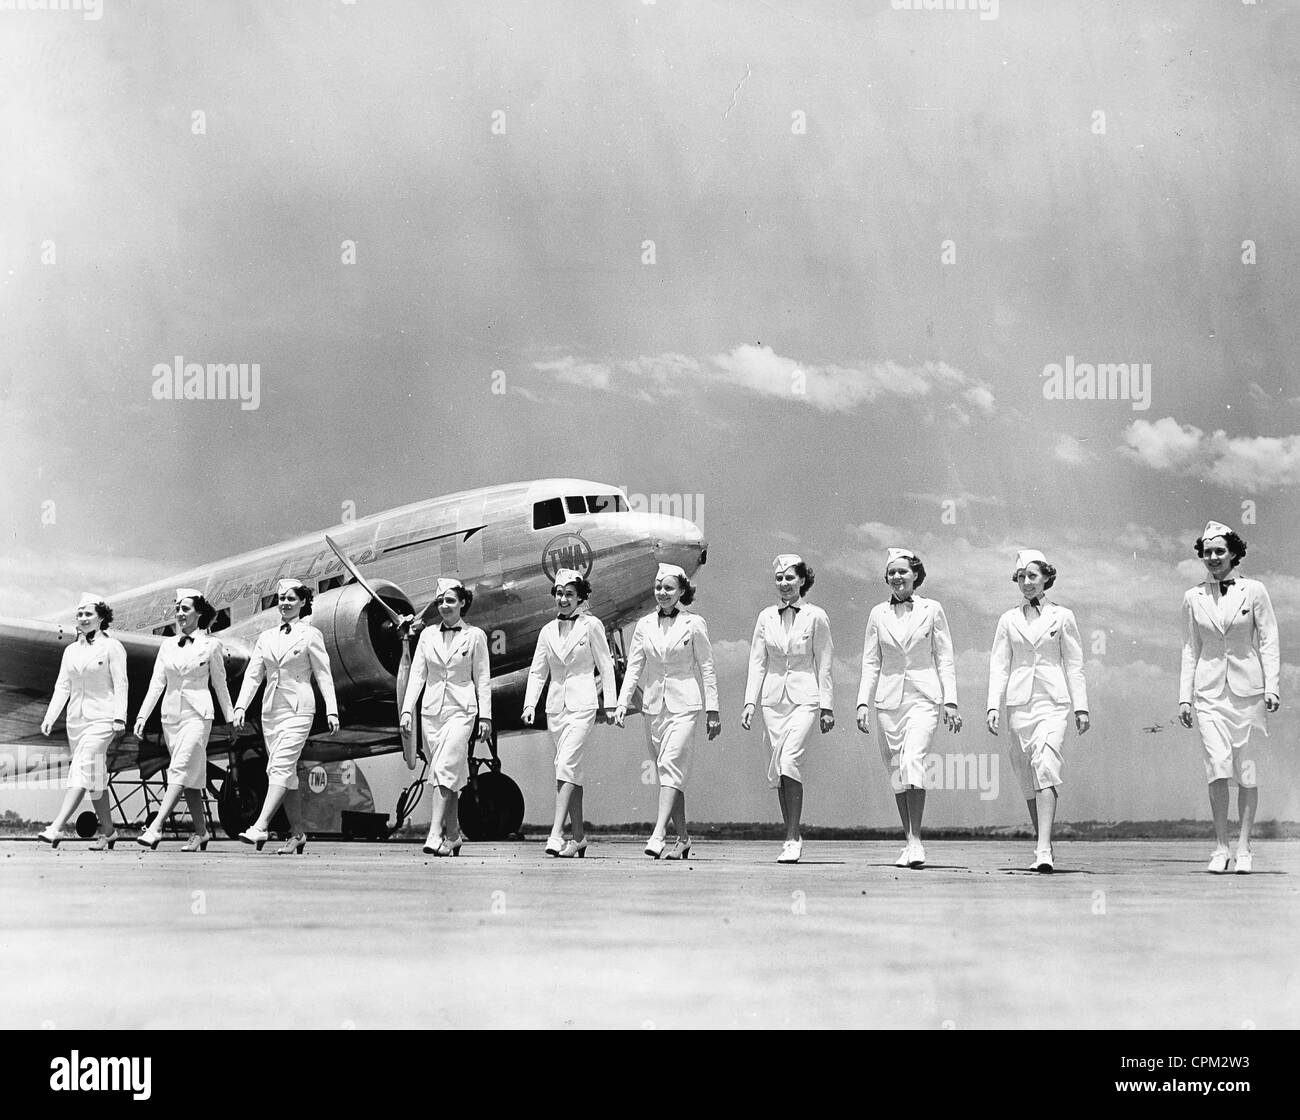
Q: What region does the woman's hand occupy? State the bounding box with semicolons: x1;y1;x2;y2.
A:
478;718;493;743
740;703;755;731
855;705;870;734
132;718;146;740
1075;711;1091;735
233;707;246;732
522;706;535;727
1178;702;1193;728
613;705;627;728
819;709;835;734
986;709;999;735
595;707;610;725
326;715;340;734
943;704;962;733
1265;692;1280;713
705;711;721;740
399;712;413;735
40;718;53;737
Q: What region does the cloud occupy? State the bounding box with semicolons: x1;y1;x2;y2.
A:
0;548;167;620
1123;417;1300;492
532;345;997;422
1053;434;1097;465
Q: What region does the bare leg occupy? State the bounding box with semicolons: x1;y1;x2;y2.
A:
182;789;208;836
569;785;585;842
1035;786;1058;851
253;784;288;832
282;786;303;835
893;790;910;839
1208;778;1231;849
90;791;114;835
427;786;449;844
672;789;687;840
652;785;674;840
49;787;86;832
1026;798;1039;834
781;777;803;842
552;779;572;839
151;782;186;834
446;789;461;841
906;788;926;845
1237;786;1258;853
777;783;789;833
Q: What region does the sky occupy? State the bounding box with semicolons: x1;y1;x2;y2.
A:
2;0;1299;829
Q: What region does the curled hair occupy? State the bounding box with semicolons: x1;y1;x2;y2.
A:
93;602;113;631
1012;560;1057;591
658;573;696;606
282;584;314;617
551;576;591;602
180;594;217;629
450;585;474;615
1195;530;1247;569
792;562;815;595
885;555;927;590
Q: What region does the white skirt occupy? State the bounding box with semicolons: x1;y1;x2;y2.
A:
550;707;597;785
876;683;940;791
422;708;475;792
163;712;213;790
65;718;114;794
1006;688;1069;797
1195;685;1265;787
645;709;700;791
761;700;818;788
263;700;314;790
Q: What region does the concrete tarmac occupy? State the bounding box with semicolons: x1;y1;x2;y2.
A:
2;838;1296;1029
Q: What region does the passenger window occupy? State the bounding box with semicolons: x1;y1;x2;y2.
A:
260;594;278;611
152;624;175;637
565;496;586;514
318;576;345;593
210;608;231;633
532;498;566;530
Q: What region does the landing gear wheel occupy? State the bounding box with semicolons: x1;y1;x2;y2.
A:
74;811;98;839
459;769;525;841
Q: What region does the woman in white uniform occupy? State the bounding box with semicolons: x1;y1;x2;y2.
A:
38;593;128;849
742;554;835;864
856;548;961;870
233;579;340;853
400;577;493;858
1179;521;1281;874
523;568;617;858
133;590;238;851
614;563;721;860
986;549;1090;872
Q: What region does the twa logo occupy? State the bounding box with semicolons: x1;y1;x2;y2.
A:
541;533;593;581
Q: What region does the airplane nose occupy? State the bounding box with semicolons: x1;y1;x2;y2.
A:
648;514;707;577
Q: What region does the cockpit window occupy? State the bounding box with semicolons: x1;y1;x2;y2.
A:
532;498;566;530
584;494;628;513
565;496;586;515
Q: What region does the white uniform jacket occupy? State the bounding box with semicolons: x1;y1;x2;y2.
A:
744;602;834;710
617;611;719;715
986;602;1088;713
235;620;339;718
856;596;958;710
137;632;236;724
1179;578;1280;704
44;633;129;725
524;614;618;716
401;624;492;720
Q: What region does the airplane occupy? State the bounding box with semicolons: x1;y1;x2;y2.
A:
0;479;707;840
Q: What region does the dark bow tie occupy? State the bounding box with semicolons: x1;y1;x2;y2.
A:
658;608;680;619
557;614;576;622
891;595;913;605
1219;579;1236;595
279;622;292;634
1025;596;1044;611
440;624;462;632
779;603;800;614
83;631;97;645
178;635;193;647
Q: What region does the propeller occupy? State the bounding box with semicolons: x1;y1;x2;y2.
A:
323;534;421;770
